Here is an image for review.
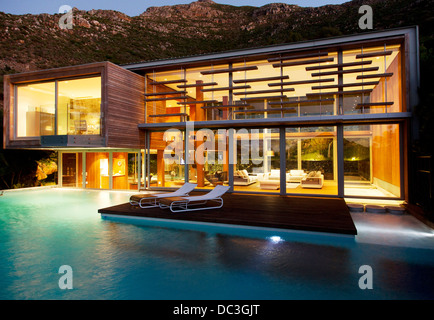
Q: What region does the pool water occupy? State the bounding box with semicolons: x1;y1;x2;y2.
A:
0;188;433;300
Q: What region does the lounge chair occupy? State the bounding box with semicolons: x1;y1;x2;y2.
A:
158;185;230;213
129;183;197;208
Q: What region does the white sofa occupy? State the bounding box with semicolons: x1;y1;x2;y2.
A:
258;169;316;190
301;171;324;189
287;170;307;183
267;169;281;180
234;169;257;186
258;169;281;190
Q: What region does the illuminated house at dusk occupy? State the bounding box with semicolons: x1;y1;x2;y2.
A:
3;26;419;201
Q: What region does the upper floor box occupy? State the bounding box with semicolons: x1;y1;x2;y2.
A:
127;27;419;129
3;62;145;149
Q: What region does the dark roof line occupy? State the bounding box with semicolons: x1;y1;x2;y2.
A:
120;26;417;71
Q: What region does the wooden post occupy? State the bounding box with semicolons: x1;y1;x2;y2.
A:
157;149;165;187
195;138;205;187
223;131;229;176
222;96;229;120
191;80;205;121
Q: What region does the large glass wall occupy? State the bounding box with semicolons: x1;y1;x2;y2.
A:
285;127;338;195
15;76;101;138
144;43;403;123
145;123;402;199
233;128;280;193
60;150;139;190
61;153;82;188
188;129;229;189
341;45;402;115
344;124;401;198
149;130;185;188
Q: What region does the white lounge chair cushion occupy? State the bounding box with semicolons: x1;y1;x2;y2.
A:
179;185;230;202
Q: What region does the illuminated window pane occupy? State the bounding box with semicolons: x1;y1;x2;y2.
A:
16;82;55;137
285;127;338;195
149;131;185;188
57;77;101;135
344;124;401;197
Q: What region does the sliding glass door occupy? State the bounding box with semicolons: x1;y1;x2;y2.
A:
149;130;185;188
285;126;338;196
232;128;280;193
144;123;402;199
344;124;401;198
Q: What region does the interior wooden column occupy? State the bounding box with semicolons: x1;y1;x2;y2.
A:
77;153;83;188
157;149;165;187
222;96;229;120
193;80;205;121
195;138;205;187
223;133;229;175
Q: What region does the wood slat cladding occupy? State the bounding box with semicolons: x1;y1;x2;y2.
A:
3;74;13;148
106;62;145;149
5;62;106;84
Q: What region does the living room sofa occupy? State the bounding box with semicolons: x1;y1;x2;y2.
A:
258;169;281;190
301;171;324;189
287;169;308;182
234;170;257;186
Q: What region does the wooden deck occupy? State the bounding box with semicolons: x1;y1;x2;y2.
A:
99;193;357;236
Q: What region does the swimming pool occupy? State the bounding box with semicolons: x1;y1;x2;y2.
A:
0;188;433;300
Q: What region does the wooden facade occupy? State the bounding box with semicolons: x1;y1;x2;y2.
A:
105;63;145;148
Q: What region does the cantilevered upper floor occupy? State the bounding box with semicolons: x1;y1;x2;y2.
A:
3;61;145;149
123;26;419;131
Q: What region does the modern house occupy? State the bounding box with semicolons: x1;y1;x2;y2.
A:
3;26;419;201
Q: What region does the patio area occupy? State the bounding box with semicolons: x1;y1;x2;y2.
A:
99;193;358;235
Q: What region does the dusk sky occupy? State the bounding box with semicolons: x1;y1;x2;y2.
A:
1;0;349;16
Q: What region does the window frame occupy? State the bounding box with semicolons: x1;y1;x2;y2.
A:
13;74;103;140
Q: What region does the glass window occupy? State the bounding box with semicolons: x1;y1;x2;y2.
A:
141;42;403;124
112;152;139;190
62;153;81;187
15;76;101;138
183;65;229;122
146;69;188;124
57;77;101;135
285;127;338;195
16;82;55;137
233;60;280;120
344;124;401;198
233;128;280;193
149;130;185;188
342;44;402;115
188;129;229;189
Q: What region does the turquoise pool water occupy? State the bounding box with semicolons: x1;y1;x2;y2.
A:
0;188;433;300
